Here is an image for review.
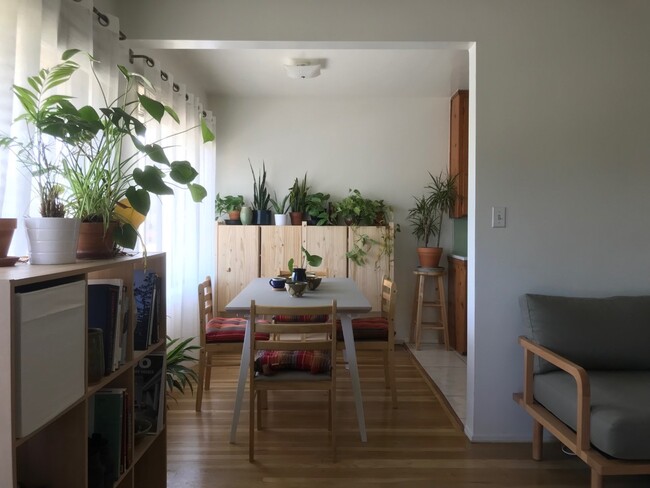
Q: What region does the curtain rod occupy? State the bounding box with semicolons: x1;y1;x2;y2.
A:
89;5;209;118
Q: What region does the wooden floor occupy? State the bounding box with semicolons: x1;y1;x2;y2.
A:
166;347;648;487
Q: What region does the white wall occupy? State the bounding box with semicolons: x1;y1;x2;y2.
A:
116;0;650;442
211;96;452;335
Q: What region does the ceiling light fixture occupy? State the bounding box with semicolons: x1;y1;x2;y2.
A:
284;61;321;79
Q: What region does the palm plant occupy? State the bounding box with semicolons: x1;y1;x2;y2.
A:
0;51;81;217
270;191;290;214
166;336;200;399
407;172;456;248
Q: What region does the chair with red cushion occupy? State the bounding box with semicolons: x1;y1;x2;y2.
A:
249;300;337;462
195;276;269;412
337;276;398;408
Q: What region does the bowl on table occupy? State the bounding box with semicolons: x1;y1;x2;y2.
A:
306;276;322;290
285;280;307;297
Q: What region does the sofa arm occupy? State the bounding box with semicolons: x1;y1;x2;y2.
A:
518;335;591;452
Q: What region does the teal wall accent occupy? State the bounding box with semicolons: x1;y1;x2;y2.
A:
452;217;468;257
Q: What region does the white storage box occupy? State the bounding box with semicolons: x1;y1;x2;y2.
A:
15;280;86;437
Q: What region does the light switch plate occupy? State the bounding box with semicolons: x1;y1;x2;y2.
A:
492;207;506;228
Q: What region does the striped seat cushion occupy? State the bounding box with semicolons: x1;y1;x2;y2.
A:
254;349;331;375
273;314;329;323
336;316;389;341
205;317;270;343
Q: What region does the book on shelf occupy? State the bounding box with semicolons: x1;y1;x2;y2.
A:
91;388;126;482
88;278;126;372
133;270;159;350
134;352;165;435
87;281;121;375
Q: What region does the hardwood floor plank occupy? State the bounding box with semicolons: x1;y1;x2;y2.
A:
166;346;648;487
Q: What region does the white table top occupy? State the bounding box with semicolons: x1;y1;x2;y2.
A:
225;277;371;313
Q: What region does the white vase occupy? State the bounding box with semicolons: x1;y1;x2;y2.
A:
274;214;289;226
24;217;81;264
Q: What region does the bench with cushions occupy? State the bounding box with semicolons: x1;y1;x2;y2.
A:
514;294;650;488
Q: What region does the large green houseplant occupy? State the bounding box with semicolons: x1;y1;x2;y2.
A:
407;171;456;268
249;160;271;225
48;50;214;256
288;173;309;225
0;50;84;263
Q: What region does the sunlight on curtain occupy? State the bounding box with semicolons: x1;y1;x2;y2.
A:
0;0;217;344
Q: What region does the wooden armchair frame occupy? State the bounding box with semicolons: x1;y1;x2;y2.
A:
514;336;650;488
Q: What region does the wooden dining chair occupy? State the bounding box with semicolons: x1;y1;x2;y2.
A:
337;276;398;408
249;300;338;462
195;276;270;412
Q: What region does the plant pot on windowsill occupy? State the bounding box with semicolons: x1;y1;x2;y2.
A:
24;217;81;265
0;218;17;258
76;221;119;259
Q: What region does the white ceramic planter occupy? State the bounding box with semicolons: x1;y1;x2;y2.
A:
274;214;289;226
24;217;81;265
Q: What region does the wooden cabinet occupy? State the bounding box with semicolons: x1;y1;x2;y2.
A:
447;255;467;354
215;223;394;313
449;89;469;218
0;253;167;488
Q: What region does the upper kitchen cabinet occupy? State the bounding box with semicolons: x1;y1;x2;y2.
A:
449;90;469;218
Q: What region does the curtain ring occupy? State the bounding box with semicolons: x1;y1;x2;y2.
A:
92;7;110;27
129;49;155;68
161;71;169;82
173;83;180;93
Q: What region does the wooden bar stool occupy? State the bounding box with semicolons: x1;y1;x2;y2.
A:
410;268;450;350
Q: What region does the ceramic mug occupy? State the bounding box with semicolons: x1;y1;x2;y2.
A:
269;277;286;289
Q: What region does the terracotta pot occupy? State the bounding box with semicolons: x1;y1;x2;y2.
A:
228;210;241;221
417;247;443;268
77;221;118;259
0;218;17;258
289;211;303;225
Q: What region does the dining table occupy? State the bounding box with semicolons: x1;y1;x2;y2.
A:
226;277;372;443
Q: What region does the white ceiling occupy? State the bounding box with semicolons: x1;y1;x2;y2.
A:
158;48;469;98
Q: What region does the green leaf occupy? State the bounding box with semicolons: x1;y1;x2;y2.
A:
138;94;165;122
288;258;295;273
164;105;180;124
125;186;151;215
188;183;207;202
118;65;130;80
133;166;174;195
112;223;138;249
200;118;215;142
170;161;198;184
143;143;170;165
62;48;81;61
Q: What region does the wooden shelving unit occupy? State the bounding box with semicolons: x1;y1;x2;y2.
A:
0;253;167;488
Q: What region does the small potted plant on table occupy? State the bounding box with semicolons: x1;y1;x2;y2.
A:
288;246;323;283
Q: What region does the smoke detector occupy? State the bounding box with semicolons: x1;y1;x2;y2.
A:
284;60;321;79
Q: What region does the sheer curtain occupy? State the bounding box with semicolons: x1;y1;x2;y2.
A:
0;0;216;342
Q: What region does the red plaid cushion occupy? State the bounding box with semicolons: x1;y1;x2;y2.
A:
273;314;329;323
205;317;270;343
336;317;389;341
254;350;331;375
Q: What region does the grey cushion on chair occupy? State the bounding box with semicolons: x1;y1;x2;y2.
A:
534;370;650;460
519;294;650;373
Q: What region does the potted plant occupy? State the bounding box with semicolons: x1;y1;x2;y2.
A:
305;191;332;225
215;194;245;222
270;191;290;225
0;218;18;263
407;171;456;268
288;173;309;225
166;335;200;401
334;189;376;226
0;51;82;264
287;246;322;282
249;160;271;225
51;50;214;258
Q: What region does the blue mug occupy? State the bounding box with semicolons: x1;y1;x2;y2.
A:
269;277;286;289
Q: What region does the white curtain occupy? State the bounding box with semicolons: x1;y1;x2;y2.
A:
0;0;216;343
